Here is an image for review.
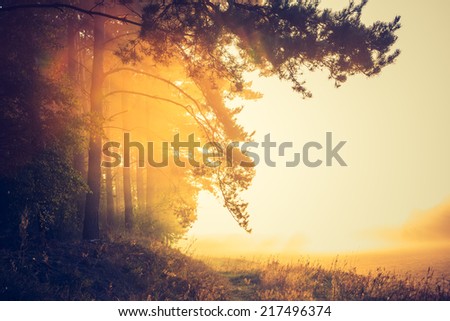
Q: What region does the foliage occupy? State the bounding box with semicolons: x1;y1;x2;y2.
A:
0;149;87;249
0;5;66;174
139;0;401;97
0;4;88;247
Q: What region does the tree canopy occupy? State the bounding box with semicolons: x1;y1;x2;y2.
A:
137;0;400;96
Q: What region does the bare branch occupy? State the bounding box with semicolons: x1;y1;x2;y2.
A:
104;67;201;110
103;90;187;109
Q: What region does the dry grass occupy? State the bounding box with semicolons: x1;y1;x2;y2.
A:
0;240;231;300
202;256;450;300
3;242;449;301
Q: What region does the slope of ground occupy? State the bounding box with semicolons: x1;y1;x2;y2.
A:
0;241;230;300
2;242;449;301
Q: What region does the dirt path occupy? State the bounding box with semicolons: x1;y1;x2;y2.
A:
220;271;260;300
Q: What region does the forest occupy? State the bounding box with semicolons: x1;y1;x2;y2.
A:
2;0;436;301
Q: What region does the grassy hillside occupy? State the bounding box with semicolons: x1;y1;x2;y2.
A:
0;241;229;300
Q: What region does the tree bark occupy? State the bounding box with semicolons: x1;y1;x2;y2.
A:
105;154;116;228
115;166;124;216
122;92;133;230
145;104;153;216
83;14;104;240
67;14;88;227
68;16;85;173
135;115;145;213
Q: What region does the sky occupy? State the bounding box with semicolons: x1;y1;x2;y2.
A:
184;0;450;255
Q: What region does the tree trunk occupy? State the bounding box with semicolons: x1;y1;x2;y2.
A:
105;158;116;228
122;93;133;230
67;14;77;86
145;105;152;216
136;154;145;214
105;118;115;228
67;14;88;227
115;167;124;216
83;14;104;240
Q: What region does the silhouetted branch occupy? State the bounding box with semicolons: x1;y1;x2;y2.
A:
104;67;201;110
0;3;142;26
103;90;187;109
104;68;218;141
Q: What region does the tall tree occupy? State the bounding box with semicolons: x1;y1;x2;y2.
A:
121;92;134;231
105;126;116;229
83;14;105;240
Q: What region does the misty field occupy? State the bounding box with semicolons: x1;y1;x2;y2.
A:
202;256;450;301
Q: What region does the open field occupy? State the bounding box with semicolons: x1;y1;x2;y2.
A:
199;246;450;300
